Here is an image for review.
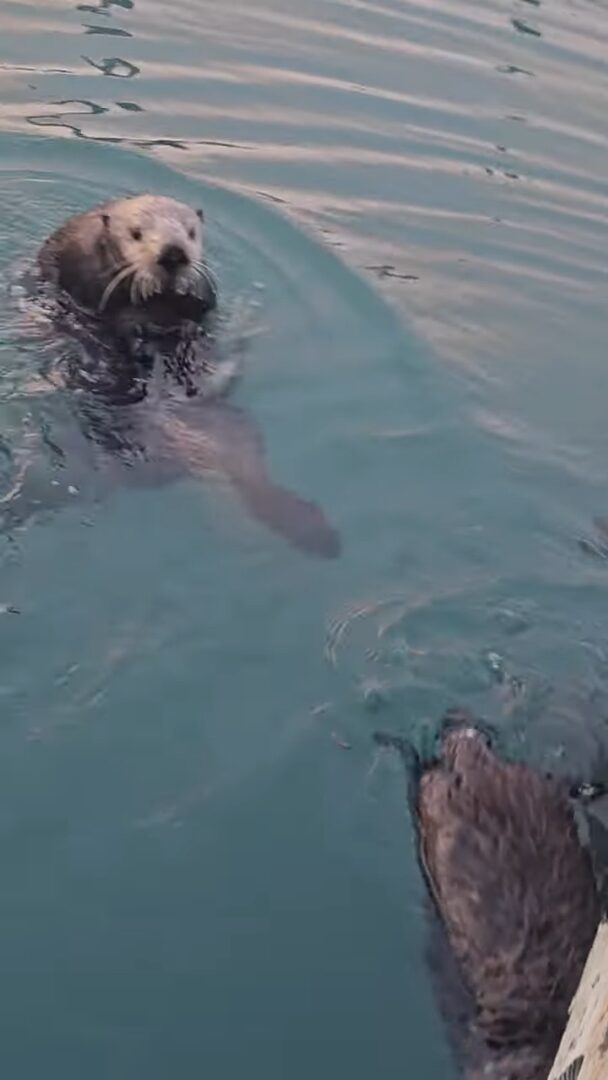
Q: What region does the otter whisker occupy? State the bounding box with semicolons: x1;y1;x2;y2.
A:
139;272;157;302
195;260;218;291
130;269;141;306
99;262;135;311
188;268;203;297
128;258;154;306
191;260;217;298
99;262;136;312
103;259;130;279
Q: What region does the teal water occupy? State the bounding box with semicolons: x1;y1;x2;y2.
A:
0;2;608;1077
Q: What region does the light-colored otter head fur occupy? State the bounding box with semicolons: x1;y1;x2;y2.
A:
37;193;216;319
98;195;209;311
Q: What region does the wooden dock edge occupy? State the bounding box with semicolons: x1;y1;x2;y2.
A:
547;919;608;1080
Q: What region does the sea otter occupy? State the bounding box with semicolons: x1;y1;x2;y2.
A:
37;193;216;327
14;194;341;558
375;712;603;1080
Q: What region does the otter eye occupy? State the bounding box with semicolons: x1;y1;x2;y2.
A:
188;228;195;240
131;227;142;241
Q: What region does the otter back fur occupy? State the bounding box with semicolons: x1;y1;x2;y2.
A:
375;712;602;1080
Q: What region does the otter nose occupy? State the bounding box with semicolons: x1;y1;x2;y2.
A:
158;243;189;271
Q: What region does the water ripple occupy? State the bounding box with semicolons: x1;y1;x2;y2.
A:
1;0;607;682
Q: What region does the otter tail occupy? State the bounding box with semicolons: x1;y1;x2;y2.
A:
236;479;341;559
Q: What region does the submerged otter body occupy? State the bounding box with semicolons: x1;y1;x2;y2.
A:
15;195;341;558
376;713;602;1080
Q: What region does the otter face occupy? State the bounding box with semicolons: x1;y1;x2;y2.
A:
98;195;215;312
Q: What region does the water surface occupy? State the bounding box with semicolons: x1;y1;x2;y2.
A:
0;1;608;1077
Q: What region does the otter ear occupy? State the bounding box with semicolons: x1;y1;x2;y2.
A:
101;213;110;228
196;208;204;222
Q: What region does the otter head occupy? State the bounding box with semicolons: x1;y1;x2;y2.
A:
98;194;215;314
437;709;496;773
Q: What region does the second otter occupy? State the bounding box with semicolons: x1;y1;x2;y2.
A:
376;713;602;1080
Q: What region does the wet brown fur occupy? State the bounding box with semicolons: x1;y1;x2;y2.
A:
395;713;601;1079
